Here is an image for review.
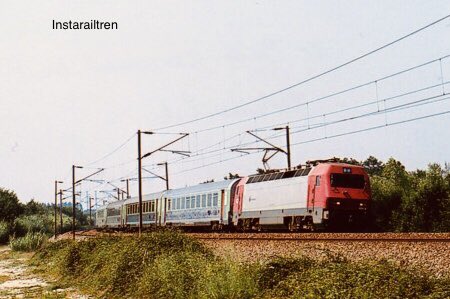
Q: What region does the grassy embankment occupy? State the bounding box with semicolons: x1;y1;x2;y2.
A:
31;231;450;299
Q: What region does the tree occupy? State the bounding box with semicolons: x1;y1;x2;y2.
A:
362;156;384;176
23;199;47;215
224;173;241;180
337;157;361;166
0;188;23;222
414;164;449;231
370;158;409;231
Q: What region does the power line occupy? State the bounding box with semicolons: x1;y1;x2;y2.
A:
255;80;450;131
169;109;450;177
186;54;449;134
153;84;449;166
290;94;449;135
85;133;136;166
154;15;450;131
155;91;449;172
292;110;450;147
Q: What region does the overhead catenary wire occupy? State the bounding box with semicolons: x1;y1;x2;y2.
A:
191;54;450;134
154;15;450;131
253;80;450;131
150;82;450;166
84;132;136;166
168;109;450;177
289;94;450;135
147;91;450;172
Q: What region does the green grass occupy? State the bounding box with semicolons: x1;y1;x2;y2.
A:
32;231;450;299
9;232;47;252
258;256;450;298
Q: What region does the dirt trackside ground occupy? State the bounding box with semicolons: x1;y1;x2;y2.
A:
0;246;88;299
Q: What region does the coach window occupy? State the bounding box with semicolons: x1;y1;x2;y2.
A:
186;197;190;209
191;196;196;209
176;197;181;210
207;193;212;207
181;197;185;209
196;195;201;208
202;194;207;207
213;193;218;207
316;176;321;186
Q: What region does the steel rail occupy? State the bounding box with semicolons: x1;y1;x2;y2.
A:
190;236;450;243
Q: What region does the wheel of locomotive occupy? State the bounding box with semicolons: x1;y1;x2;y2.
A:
287;218;296;232
303;217;315;232
252;219;262;232
237;219;245;232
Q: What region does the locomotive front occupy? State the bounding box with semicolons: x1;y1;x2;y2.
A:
308;163;371;230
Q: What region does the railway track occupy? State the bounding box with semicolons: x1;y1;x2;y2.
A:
60;230;450;243
188;233;450;243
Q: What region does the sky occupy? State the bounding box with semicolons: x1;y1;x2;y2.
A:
0;1;449;205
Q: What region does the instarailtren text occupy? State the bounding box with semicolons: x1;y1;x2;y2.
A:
52;20;118;30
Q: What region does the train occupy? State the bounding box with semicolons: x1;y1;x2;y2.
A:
95;161;371;231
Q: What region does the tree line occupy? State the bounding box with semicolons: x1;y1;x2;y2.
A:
0;190;88;243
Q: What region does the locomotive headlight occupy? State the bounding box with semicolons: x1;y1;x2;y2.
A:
336;201;341;205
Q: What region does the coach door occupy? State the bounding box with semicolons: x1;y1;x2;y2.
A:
220;189;225;223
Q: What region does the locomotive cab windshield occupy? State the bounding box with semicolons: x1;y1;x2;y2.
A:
330;173;365;189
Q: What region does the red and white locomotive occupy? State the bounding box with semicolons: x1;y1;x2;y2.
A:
96;161;371;231
231;161;370;231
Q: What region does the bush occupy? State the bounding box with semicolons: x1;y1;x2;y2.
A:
0;221;10;244
10;232;47;252
33;231;257;298
13;214;53;237
258;256;450;299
